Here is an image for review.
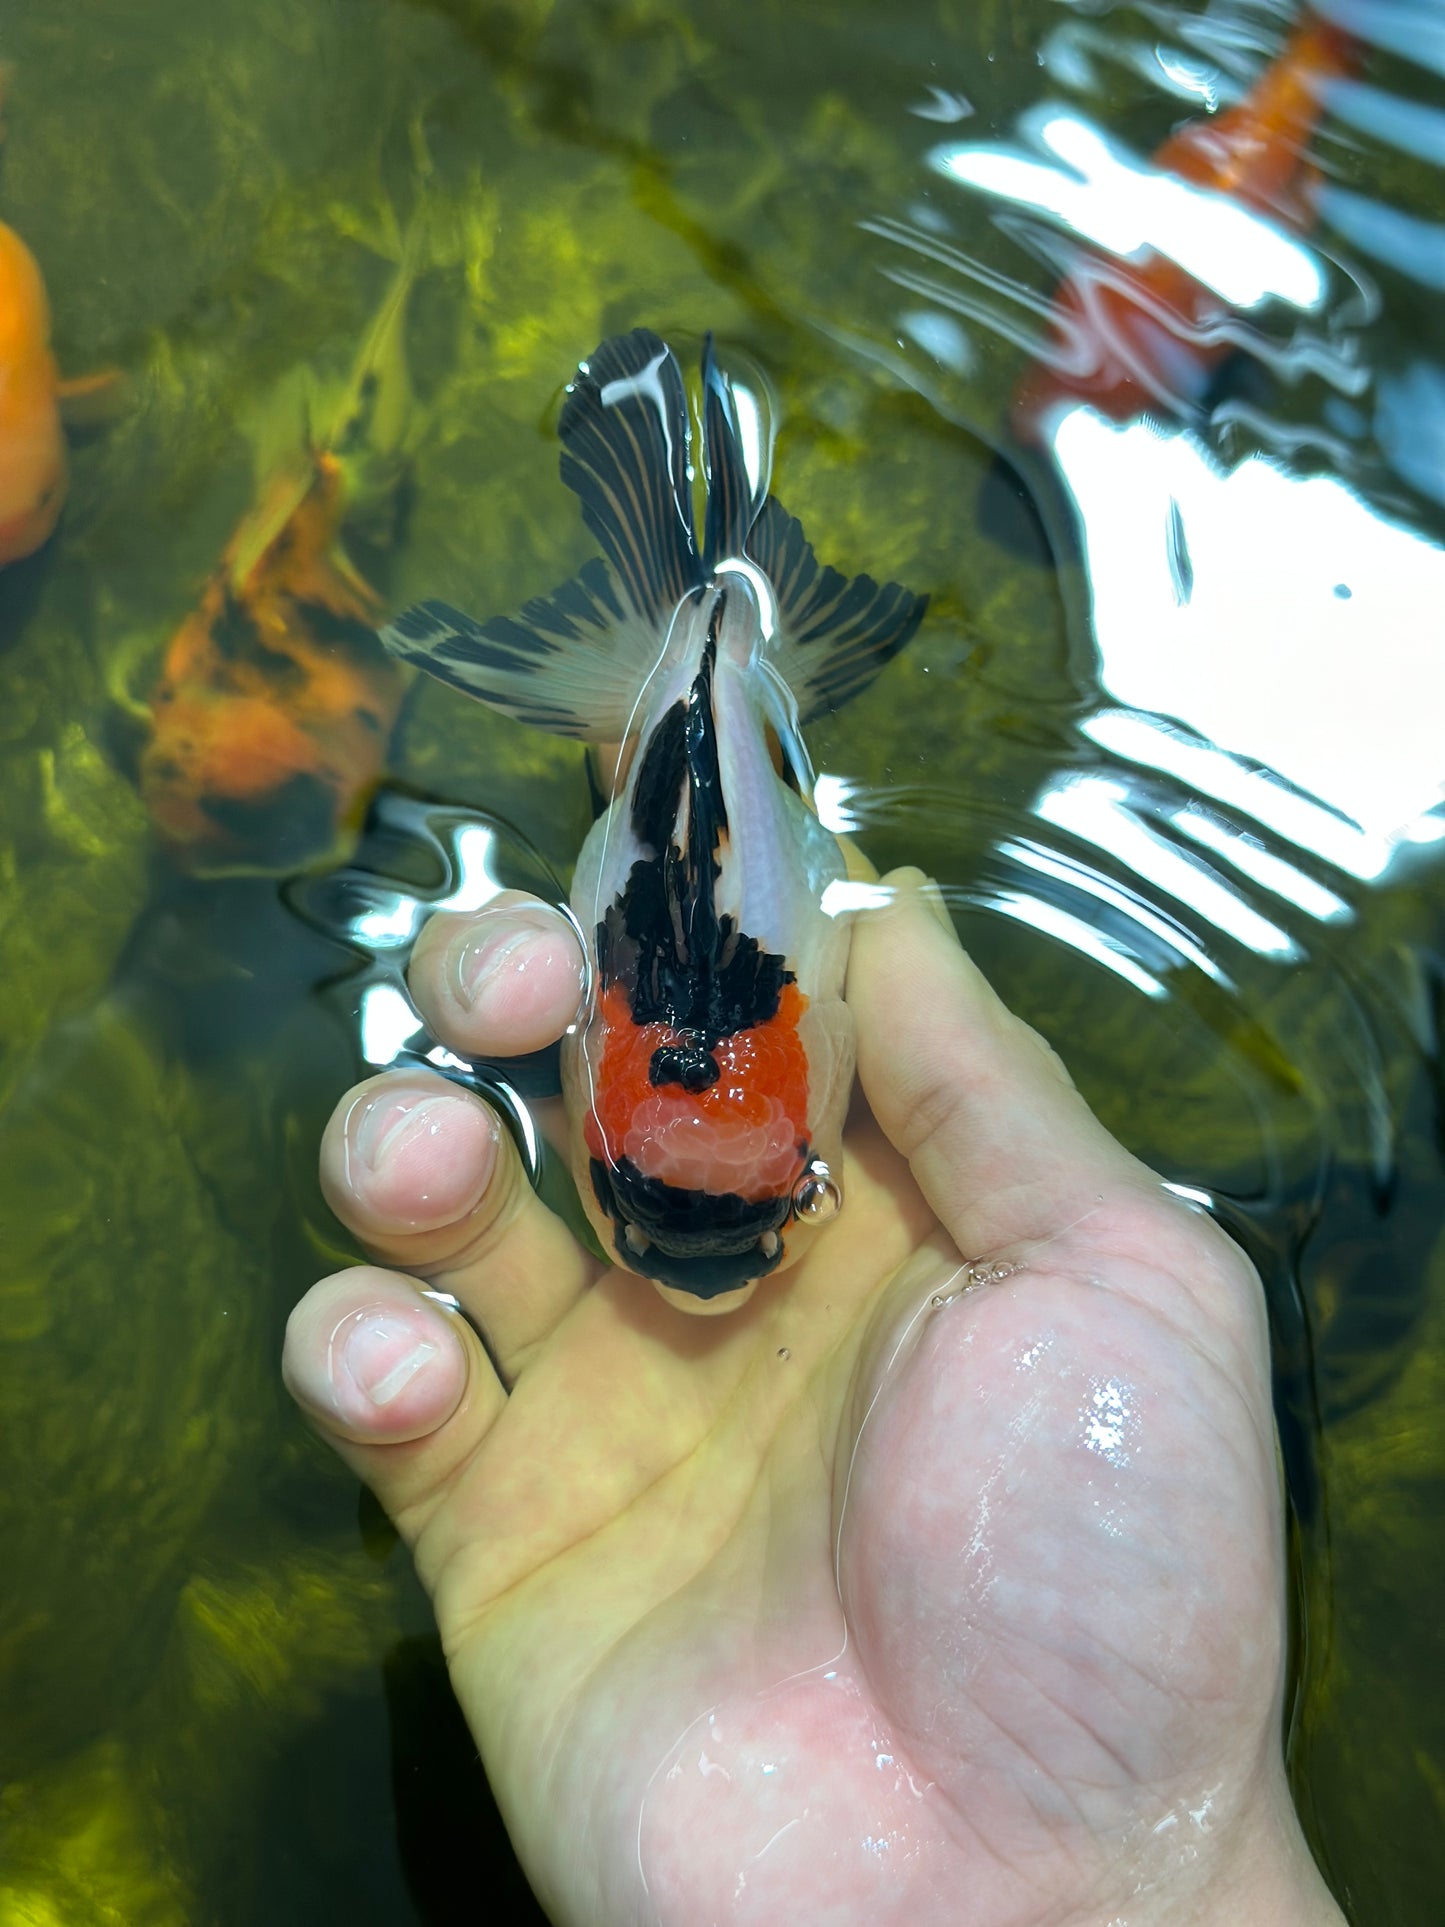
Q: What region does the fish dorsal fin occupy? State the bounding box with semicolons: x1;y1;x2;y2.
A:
559;328;705;626
746;496;928;723
701;334;762;567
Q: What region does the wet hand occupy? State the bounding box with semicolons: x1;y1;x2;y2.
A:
283;872;1342;1926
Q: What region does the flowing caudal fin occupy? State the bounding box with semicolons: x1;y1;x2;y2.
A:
560;328;705;625
382;329;705;741
746;495;928;723
701;333;763;567
381;558;668;740
382;327;926;737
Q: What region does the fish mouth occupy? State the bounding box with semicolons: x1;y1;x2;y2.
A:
589;1154;791;1299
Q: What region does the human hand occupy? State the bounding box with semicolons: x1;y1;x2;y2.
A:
283;871;1342;1925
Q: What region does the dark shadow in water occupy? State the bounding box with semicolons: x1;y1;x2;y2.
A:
384;1636;549;1926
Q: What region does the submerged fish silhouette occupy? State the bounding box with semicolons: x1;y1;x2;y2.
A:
383;329;926;1310
0;76;119;567
138;250;417;874
1014;13;1359;437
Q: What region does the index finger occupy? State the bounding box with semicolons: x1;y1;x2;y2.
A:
408;890;587;1061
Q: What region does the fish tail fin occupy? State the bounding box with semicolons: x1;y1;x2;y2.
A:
383;328;706;740
745;495;928;721
383;328;926;737
699;335;928;719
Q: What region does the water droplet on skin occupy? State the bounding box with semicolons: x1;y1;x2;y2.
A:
1081;1377;1139;1467
777;1346;791;1361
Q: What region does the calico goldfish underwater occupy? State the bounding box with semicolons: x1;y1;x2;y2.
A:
136;251;416;873
1013;11;1359;438
383;330;926;1311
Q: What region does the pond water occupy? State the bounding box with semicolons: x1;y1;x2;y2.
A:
1;0;1442;1920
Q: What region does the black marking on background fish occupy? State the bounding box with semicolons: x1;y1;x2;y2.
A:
589;1155;791;1299
291;598;384;656
702;333;756;565
209;589;264;663
559;328;704;624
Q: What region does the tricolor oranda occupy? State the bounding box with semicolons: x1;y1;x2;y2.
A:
382;329;926;1313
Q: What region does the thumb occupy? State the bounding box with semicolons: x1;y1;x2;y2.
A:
847;869;1148;1258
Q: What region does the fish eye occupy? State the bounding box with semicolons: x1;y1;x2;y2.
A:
791;1159;842;1225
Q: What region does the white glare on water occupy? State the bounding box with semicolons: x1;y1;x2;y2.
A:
931;109;1327;311
360;984;426;1066
432;824;505;914
1051;409;1445;862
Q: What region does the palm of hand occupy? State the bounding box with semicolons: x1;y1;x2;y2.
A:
411;1120;1273;1915
287;877;1320;1925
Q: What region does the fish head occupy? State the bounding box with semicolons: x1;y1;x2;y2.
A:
564;974;853;1315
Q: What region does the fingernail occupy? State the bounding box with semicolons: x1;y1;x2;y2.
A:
338;1310;445;1407
450;917;559;1011
350;1089;455;1171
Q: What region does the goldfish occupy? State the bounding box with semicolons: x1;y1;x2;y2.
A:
0;66;69;567
140;451;402;868
383;330;926;1311
138;252;417;873
1013;13;1358;437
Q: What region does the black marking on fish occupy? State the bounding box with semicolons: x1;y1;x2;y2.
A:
198;770;338;857
559;328;704;625
745;496;928;720
380;560;640;740
600;598;787;1044
648;1041;720;1091
291;598;384;656
209;589;264;663
589;1155;791;1299
380;328;927;746
701;332;757;566
629;698;687;852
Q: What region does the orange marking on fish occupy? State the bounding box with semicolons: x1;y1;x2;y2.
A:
0;218;66;566
141;451;404;865
1014;16;1359;436
584;980;811;1202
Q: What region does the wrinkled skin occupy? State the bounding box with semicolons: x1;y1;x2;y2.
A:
284;872;1343;1926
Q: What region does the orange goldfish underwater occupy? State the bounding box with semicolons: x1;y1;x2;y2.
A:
1014;13;1359;437
0;180;65;565
140;451;405;871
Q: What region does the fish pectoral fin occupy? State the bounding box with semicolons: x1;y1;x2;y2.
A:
747;495;928;723
380;555;667;741
56;367;128;429
559;329;705;627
